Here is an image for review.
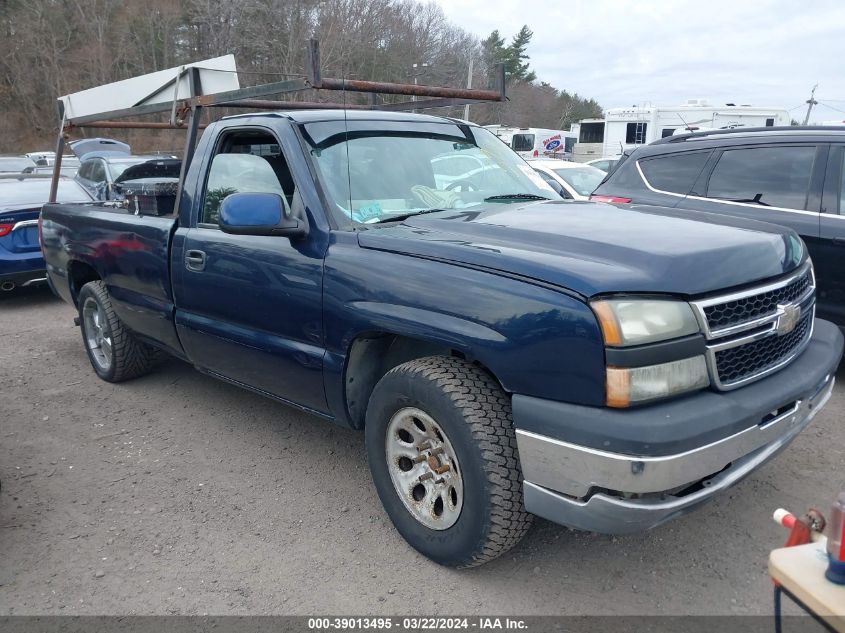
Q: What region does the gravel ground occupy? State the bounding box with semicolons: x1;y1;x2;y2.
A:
1;286;843;616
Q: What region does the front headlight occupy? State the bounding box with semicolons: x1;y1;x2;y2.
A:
591;298;700;346
606;355;710;407
592;297;708;407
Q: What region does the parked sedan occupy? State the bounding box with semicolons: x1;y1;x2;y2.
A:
590;126;845;326
0;174;93;292
529;160;606;200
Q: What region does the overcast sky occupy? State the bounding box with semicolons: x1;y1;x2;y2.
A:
430;0;845;123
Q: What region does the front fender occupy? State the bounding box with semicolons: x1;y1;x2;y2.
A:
322;235;606;425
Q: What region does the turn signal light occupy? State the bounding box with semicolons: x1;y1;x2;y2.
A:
590;195;632;204
0;223;13;237
606;356;710;408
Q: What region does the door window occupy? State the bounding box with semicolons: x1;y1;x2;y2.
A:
639;151;710;194
77;161;93;181
200;131;292;225
706;146;816;210
89;161;106;183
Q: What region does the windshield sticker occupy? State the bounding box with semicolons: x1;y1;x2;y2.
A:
352;202;383;223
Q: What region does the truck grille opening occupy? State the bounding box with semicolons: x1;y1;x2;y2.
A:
714;311;812;386
703;269;811;331
591;464;732;501
692;264;816;391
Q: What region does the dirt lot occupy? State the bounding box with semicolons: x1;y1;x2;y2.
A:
1;286;843;616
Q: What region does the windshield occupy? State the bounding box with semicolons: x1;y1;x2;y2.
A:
552;165;606;196
301;121;553;225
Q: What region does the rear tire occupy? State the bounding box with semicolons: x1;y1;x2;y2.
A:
365;356;532;568
77;280;161;382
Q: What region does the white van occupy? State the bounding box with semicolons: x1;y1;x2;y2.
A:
484;125;577;160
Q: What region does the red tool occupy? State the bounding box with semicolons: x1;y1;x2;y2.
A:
772;508;826;546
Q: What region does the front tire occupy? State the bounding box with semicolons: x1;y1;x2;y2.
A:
365;356;532;568
77;280;160;382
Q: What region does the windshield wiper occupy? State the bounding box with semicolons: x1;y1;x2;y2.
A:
483;193;549;202
372;208;447;223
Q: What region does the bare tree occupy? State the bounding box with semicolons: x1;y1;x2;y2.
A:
0;0;601;151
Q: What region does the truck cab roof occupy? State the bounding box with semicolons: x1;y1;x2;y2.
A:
221;109;463;125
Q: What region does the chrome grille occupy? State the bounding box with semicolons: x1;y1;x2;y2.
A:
714;311;812;385
703;270;811;331
691;262;815;391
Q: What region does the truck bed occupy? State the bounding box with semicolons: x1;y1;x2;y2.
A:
40;202;183;354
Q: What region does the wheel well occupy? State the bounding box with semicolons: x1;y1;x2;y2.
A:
344;333;497;429
68;261;101;307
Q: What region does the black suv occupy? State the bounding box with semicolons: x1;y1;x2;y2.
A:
592;127;845;326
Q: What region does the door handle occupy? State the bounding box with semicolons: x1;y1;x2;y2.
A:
185;249;207;271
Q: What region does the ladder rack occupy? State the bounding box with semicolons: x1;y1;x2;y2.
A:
49;39;506;202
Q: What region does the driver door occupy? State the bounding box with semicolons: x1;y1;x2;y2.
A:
172;126;328;413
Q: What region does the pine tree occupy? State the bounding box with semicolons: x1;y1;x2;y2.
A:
481;30;507;77
507;25;536;82
481;26;536;83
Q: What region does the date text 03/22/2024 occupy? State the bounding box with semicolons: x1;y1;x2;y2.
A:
307;617;528;630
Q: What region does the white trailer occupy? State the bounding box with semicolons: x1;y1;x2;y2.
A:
571;100;790;161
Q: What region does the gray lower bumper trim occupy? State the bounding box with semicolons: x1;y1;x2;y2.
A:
517;374;833;499
522;375;834;534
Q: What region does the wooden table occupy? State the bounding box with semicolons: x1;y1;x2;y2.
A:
769;538;845;633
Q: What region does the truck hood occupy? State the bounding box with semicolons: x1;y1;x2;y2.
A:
356;201;805;298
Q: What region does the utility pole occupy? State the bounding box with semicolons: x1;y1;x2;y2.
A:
463;57;474;121
802;84;819;126
411;62;429;114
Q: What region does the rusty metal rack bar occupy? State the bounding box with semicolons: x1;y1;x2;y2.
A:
49;38;506;202
61;39;506;131
70;120;210;129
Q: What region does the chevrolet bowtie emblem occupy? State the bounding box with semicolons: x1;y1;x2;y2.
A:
775;304;801;335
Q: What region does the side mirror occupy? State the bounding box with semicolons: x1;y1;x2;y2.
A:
219;192;308;238
547;179;569;199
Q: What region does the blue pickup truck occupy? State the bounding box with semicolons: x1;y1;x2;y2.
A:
40;110;843;567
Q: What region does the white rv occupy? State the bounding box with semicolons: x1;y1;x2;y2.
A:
484;125;577;160
570;100;790;162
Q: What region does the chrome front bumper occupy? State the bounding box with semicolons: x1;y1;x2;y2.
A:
517;373;835;534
